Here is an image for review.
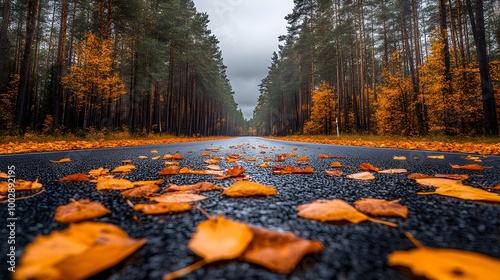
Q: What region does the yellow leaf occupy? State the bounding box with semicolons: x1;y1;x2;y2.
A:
393;156;406;161
50;158;71;163
418;184;500;203
222;181;277;198
96;178;134;190
388;247;500;280
112;164;136;173
427;155;445;160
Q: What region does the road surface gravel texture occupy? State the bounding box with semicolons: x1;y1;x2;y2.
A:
1;137;499;280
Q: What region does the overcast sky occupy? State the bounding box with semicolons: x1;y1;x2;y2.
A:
192;0;294;120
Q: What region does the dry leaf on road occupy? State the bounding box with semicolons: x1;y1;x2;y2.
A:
54;199;110;223
297;199;397;227
96;178;134;191
121;184;159;197
222;181;277;198
164;182;224;193
418;184;500;203
378;169;407;174
354;198;408;218
360;163;380;172
15;222;146;280
50;158;72;163
0;179;42;193
112;164;136;173
55;173;90;182
450;164;485;171
325;169;343;177
158;166;180;176
241;226;324;274
133;202;192;214
346;172;375;181
150;193;208;203
388;245;500;280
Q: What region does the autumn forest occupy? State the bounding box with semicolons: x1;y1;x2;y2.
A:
0;0;500;138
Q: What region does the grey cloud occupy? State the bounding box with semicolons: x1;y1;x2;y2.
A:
193;0;294;119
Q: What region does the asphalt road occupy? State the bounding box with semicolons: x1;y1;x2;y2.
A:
1;137;499;280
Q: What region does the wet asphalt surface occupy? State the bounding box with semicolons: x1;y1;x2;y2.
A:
1;136;499;280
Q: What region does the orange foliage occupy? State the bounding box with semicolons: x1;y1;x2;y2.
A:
304;81;338;134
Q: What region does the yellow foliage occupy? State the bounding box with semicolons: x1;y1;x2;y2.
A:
62;33;126;111
304;81;338;134
0;74;19;130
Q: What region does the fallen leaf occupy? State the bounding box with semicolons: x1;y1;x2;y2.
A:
450;164;485;171
318;154;329;159
15;222;146;280
296;199;397;227
427;155;445;160
272;166;314;174
50;158;71;163
246;157;257;161
257;163;270;168
378;169;407;174
151;150;158;154
179;167;224;176
297;155;309;161
0;179;43;193
152;156;161;160
415;177;464;188
122;159;133;165
188;216;253;262
215;166;246;180
204;159;219;165
137;156;148;160
201;152;210;157
222;181;277;197
465;155;480;161
96;178;134;190
346;172;375;181
89;167;109;178
164;153;184;160
133;202;192;214
132;179;163;187
241;226;324;274
112;164;136;173
164;182;224;193
434;174;469;180
150;193;208;203
360;163;380;172
165;161;180;165
329;162;342;168
54;199;110;223
206;165;221;170
121;184;159;197
158;166;180;176
418;184;500;203
325;169;343;177
354;198;408;218
393;156;407;161
55;173;90;182
407;173;434;180
388;247;500;280
0;172;8;179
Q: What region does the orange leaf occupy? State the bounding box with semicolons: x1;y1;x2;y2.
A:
318;154;329;159
201;152;210;157
407;173;434;180
165;161;180;165
150;193;208;203
54;199;110;223
415;177;464;188
393;156;407;161
215;165;246;180
427;155;445;160
55;173;90;182
450;164;485;171
222;181;277;197
434;174;469;180
0;179;42;193
137;155;148;160
0;172;8;179
164;153;184;160
297;155;309;161
241;226;324;274
378;169;407;174
50;158;71;163
15;222;146;280
296;199;397;227
96;178;134;190
325;169;343;177
388;247;500;280
272;166;314;174
112;164;136;173
179;167;224;176
359;163;380;172
158;166;180;176
121;184;159;197
89;167;109;178
133;202;192;214
418;184;500;203
346;172;375;181
329;161;342;168
354;198;408;218
163;182;224;193
188;216;253;263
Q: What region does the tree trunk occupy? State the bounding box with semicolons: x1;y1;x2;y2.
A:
0;0;12;93
465;0;499;136
15;0;40;133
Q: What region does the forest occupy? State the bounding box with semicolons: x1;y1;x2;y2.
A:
0;0;246;137
250;0;500;137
